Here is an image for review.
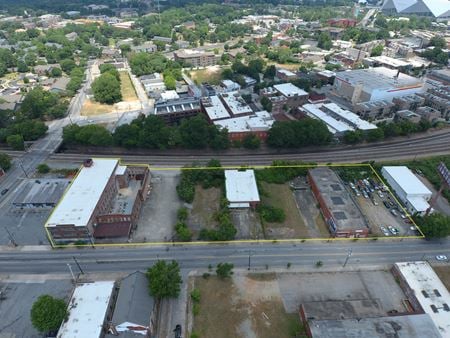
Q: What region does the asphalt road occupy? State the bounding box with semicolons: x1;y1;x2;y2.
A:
0;239;448;275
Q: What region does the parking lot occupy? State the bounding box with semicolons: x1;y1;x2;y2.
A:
341;174;417;237
0;278;73;338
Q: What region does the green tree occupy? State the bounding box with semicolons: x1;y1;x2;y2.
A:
179;115;211;149
260;96;272;112
370;44;384;57
242;134;260;149
20;87;60;120
50;67;62;78
365;128;384;142
264;65;276;79
317;32;332;50
99;63;120;82
6;134;24;150
146;260;182;298
415;214;450;238
59;59;76;73
37;163;50;174
343;130;364;144
30;295;67;333
216;262;234;278
0;153;12;171
17;60;29;73
164;74;176;90
91;73;122;104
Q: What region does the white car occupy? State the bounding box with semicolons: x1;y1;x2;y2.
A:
436;255;448;261
380;226;390;236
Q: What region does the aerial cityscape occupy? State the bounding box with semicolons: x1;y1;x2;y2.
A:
0;0;449;337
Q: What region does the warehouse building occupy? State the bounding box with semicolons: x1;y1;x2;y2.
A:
308;167;369;237
45;158;151;243
333;67;423;104
58;281;116;338
382;0;450;19
225;170;260;209
381;166;432;216
392;261;450;337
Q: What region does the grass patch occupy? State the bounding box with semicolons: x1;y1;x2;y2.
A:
260;182;308;238
80;99;114;116
119;71;138;101
189;186;221;230
190;67;223;85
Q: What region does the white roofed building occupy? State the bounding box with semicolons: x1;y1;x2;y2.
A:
392;261;450;337
381;166;432;216
382;0;450;19
57;281;116;338
225;170;260;209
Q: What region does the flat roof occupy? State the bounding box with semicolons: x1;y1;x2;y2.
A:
58;281;115;338
395;261;450;337
382;166;432;196
323;103;377;130
274;83;308;97
302;103;354;134
335;67;422;92
13;179;69;206
277;68;296;77
308;314;441;338
225;170;260;203
309;167;368;232
370;55;410;68
203;95;230;120
46;159;119;227
214;111;274;133
220;92;253;116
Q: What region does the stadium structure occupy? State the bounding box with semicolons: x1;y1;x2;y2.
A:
382;0;450;19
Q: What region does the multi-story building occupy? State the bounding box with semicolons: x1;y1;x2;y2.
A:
45;158;151;244
174;49;219;67
260;83;309;114
154;96;201;124
333;67;423;104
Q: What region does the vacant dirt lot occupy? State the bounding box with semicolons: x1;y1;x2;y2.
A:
119;71;138;101
188;186;222;236
434;266;450;291
191;274;304;338
260;183;309;239
80;99;114;116
190;66;223;85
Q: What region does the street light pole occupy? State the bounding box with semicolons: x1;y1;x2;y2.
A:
18;161;28;178
343;248;353;268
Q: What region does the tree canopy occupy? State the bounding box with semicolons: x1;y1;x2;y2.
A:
146;260;182;298
91;72;122;104
30;295;67;333
415;214;450;239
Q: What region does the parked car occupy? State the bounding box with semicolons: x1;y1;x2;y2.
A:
1;189;8;196
372;199;378;206
377;191;384;198
390;209;398;217
436;255;448;261
383;201;390;209
400;213;406;219
388;225;398;235
380;226;390;236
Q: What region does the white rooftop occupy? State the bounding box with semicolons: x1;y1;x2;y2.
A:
57;281;115;338
370;55;410;68
160;90;179;101
46;159;119;227
220;92;253;116
395;261;450;337
323;103;378;130
277;68;296;77
407;196;431;212
203;95;230;120
274;83;308;97
225;170;260;203
302;103;354;134
214;111;274;133
382;166;432;196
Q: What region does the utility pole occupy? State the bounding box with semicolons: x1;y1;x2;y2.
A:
18;161;28;178
67;263;76;282
248;250;252;271
72;256;84;274
343;248;353;268
4;227;17;247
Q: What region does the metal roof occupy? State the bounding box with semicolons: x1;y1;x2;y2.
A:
225;170;260;203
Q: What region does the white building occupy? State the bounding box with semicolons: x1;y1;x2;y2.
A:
302;103;377;136
225;170;260;208
381;166;432;216
221;79;241;92
273;83;308;98
58;282;115;338
333;67;423;104
214;110;274;134
393;261;450;337
382;0;450;19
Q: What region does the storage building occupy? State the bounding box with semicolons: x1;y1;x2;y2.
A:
225;170;260;209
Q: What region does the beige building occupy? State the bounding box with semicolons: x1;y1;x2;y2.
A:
174;49;219;67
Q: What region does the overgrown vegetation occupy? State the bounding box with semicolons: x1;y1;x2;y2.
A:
216;262;234;278
415;214;450;239
146;260;182;298
257;204;286;223
255;161;316;184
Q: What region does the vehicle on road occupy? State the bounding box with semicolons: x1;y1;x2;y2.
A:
1;189;8;196
436;255;448;261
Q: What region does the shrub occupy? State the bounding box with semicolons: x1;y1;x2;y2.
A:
37;163;50;174
257;204;286;223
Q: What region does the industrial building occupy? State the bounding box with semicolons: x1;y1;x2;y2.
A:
58;281;116;338
260;83;309;114
333;67;423;104
225;170;260;209
214;110;274;141
381;166;432;216
308;168;369;237
392;261;450;337
174;49;219;67
45;158;151;244
301;103;377;137
382;0;450;19
12;179;68;209
154;96;201;124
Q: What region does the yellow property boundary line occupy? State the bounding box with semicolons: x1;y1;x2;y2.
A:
45;159;425;249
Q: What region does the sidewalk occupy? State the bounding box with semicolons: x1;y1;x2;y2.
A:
0;245;52;252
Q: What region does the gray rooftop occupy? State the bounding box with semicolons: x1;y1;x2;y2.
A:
309;167;368;232
13;179;69;207
335;67;422;92
106;271;154;337
308;314;441;338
